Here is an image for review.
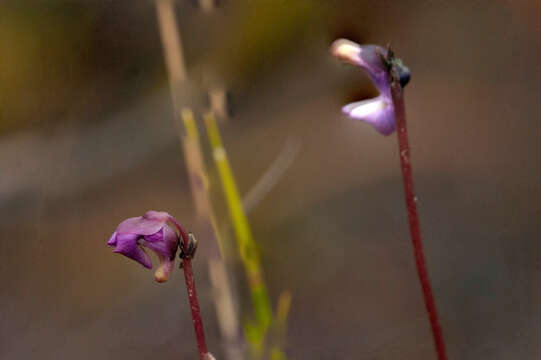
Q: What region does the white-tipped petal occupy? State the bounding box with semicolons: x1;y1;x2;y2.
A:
330;39;363;66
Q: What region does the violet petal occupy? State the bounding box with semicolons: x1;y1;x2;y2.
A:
342;96;396;136
141;225;178;261
116;216;165;236
113;233;152;269
144;228;164;242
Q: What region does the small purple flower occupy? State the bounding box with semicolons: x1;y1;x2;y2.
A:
108;210;179;283
330;39;410;135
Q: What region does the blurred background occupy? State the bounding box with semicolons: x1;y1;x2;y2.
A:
1;0;541;359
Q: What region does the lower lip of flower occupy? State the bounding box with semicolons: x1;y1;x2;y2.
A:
343;97;387;118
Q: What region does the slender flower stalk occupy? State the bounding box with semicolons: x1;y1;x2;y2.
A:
332;39;448;360
108;211;214;360
388;63;448;360
167;216;210;360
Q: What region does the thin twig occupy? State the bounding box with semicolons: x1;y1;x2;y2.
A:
389;66;448;360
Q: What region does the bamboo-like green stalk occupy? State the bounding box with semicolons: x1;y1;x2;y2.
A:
204;113;291;358
204;112;273;352
269;291;292;360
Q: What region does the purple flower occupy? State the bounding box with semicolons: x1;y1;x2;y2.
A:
108;210;179;283
330;39;410;136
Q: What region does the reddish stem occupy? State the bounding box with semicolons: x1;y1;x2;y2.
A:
168;217;210;360
389;77;448;360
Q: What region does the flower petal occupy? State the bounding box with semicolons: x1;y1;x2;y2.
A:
343;96;386;119
116;216;166;236
141;225;178;261
331;40;389;83
113;233;152;269
144;228;164;242
330;39;363;66
343;97;396;136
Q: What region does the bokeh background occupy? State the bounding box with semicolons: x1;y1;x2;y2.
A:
1;1;541;359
